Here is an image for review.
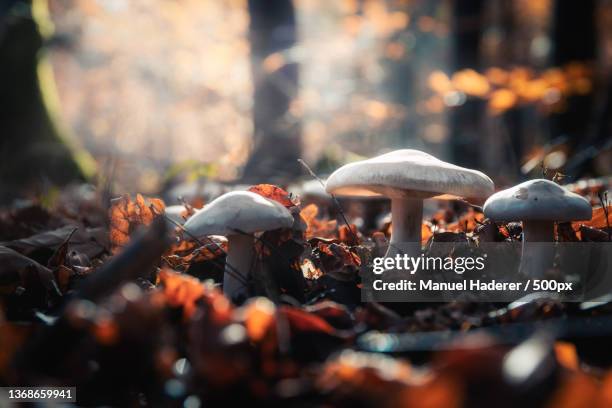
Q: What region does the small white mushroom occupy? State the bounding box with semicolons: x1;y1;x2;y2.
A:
325;149;494;257
183;191;294;300
483;179;592;278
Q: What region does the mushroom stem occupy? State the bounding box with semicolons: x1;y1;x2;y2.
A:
519;220;555;278
224;234;255;300
386;198;423;258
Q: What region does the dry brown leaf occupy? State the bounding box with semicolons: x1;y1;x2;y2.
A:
108;194;166;254
248;184;297;208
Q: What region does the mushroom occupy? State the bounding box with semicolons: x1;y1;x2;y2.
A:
325;149;494;257
183;191;294;300
483;179;592;278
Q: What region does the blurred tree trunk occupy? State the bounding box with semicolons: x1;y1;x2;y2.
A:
495;0;525;179
500;12;522;177
550;0;596;175
242;0;301;184
449;0;485;168
381;6;415;150
0;0;94;202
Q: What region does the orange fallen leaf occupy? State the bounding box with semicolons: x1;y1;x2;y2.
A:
574;206;611;230
300;203;337;239
108;194;165;254
158;268;206;320
249;184;297;208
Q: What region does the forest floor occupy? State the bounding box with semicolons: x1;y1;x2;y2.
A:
1;181;612;407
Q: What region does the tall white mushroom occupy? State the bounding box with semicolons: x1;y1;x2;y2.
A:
483;179;592;278
183;191;294;300
325;149;494;257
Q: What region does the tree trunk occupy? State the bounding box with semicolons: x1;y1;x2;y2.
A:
449;0;485;168
0;0;93;202
242;0;301;184
550;0;596;176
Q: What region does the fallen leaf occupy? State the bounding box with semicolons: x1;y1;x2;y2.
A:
0;246;61;299
300;204;337;239
109;194;166;254
249;184;298;208
158;268;206;320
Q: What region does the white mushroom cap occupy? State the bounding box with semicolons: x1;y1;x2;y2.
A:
183;191;294;237
483;179;592;222
325;149;494;200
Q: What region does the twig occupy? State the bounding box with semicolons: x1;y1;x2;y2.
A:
598;191;611;241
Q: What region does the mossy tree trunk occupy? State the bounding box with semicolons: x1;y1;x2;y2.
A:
0;0;93;202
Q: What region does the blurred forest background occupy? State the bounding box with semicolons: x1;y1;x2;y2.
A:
1;0;611;202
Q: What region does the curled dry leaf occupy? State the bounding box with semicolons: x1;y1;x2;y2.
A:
300;203;337;239
316;242;361;267
109;194;165;254
164;236;228;270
